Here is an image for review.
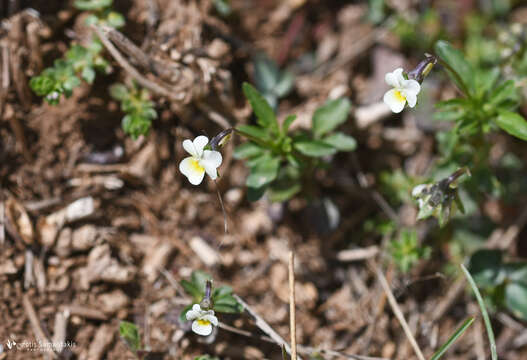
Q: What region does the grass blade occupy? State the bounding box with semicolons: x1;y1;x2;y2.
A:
460;264;498;360
429;317;474;360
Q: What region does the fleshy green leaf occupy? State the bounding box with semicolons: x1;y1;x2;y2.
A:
435;40;474;96
495;110;527;141
282;115;296;134
323;132;357;151
490;80;518;107
179;304;193;322
233;142;265;159
74;0;112;11
119;321;141;353
312;98;351;138
504;282;527;321
246;157;280;188
242;82;278;133
236;124;271;142
294;140;337;157
247;185;267;202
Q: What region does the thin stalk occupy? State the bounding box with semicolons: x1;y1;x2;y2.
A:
460;264;498;360
437;58;471;97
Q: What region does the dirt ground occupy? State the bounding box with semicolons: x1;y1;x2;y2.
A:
1;0;527;359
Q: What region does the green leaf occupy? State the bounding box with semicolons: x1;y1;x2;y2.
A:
242;82;278;132
312;98;351;138
429;317;474;360
273;70;294;98
474;68;500;99
247;186;267;202
323;132;357;151
268;181;301;202
29;75;55;96
236;124;271;143
191;270;213;293
74;0;112;11
106;11;125;28
180;280;202;299
119;321;141;353
495;110;527;141
81;67;96;83
294;140;337;157
254;56;279;93
233;142;265;159
504;282;527;321
434;40;474;96
282;115;296;134
122;114;151;140
489;80;518;107
246;157;280;188
468;250;504;288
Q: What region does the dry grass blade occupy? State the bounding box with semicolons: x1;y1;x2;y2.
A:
376;268;425;360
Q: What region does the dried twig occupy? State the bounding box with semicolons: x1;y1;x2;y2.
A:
23;294;56;359
234;294;303;360
289;251;297;360
376;268;425;360
92;25;180;102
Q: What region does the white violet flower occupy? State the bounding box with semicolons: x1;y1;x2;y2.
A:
186;304;218;336
383;68;421;113
179;135;223;185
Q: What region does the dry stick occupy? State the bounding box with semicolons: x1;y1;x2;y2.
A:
289;251;297;360
92;25;180;102
23;294;57;360
376;268;426;360
233;294;303;360
219;322;388;360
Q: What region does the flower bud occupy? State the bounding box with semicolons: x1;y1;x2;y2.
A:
209;128;233;151
407;55;437;83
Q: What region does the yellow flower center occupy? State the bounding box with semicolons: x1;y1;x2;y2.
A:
190;158;204;173
196;319;211;326
394;90;406;102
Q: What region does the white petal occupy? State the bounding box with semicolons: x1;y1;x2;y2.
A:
404;90;418;108
193;136;209;157
201;150;222;180
186;310;199;321
192;320;212;336
203;314;218;326
179;157;205;185
385;68;404;87
182;139;198;157
402;79;421;96
412;184;427;197
192;304;202;312
383;89;406;113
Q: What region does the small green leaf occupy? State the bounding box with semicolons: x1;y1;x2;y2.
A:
247;185;267;202
495;110;527;141
254;56;279;94
323;132;357;151
504;282;527;321
434;40;474;96
106;11;125;28
74;0;112;11
233;142;265;159
468;250;504;288
242;82;278;132
312;98;351;138
282;115;296;134
268;181;301;202
236;124;271;142
180;280;202;299
81;67;96;83
273;70;294;98
294;140;337;157
490;80;518;107
119;321;141;353
246;157;280;188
